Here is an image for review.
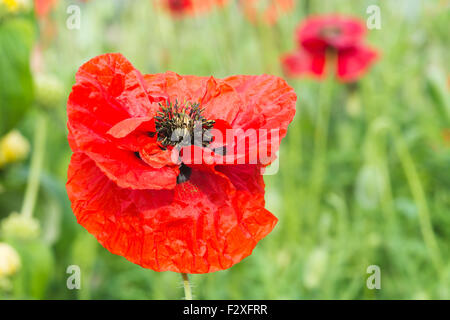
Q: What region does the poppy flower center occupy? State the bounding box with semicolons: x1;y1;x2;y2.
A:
155;101;215;148
319;25;342;39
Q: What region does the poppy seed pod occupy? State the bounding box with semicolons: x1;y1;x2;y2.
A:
34;73;64;110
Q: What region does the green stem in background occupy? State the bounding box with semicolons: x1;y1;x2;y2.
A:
181;273;193;300
309;57;336;220
20;113;47;219
366;122;398;233
218;3;234;72
393;130;443;273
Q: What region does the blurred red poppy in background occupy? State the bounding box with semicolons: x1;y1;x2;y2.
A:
66;53;296;273
282;15;379;82
33;0;60;47
240;0;294;25
158;0;229;16
34;0;58;18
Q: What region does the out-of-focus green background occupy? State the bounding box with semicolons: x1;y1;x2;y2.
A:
0;0;449;299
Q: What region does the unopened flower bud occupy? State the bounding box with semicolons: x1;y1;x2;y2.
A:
0;130;30;167
1;212;40;240
34;73;64;110
0;242;21;277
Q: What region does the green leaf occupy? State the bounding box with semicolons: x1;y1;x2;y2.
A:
0;18;35;136
426;65;450;123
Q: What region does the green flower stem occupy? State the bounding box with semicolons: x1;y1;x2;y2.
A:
309;61;336;220
393;130;443;272
181;273;193;300
20;113;47;219
366;122;398;233
219;4;233;68
256;23;278;75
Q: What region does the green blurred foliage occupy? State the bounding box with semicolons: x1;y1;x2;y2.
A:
0;18;34;136
11;239;54;299
0;0;449;300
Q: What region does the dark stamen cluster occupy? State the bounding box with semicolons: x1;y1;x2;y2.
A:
155;101;215;148
319;25;342;39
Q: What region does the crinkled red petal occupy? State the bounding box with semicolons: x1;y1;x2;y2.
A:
225;74;297;147
67;152;277;273
67;53;179;190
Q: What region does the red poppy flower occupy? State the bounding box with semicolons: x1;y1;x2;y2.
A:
282;15;379;82
240;0;294;25
157;0;229;16
66;53;296;273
